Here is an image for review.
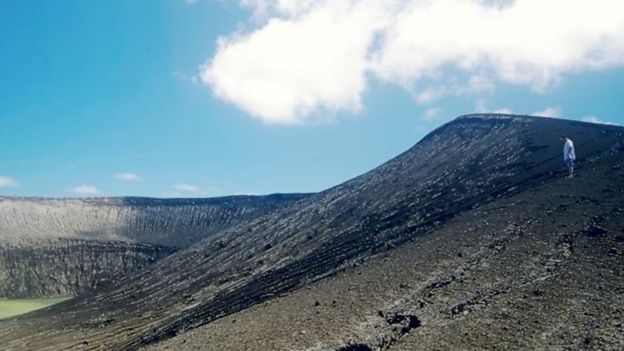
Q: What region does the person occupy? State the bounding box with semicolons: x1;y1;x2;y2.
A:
561;136;575;178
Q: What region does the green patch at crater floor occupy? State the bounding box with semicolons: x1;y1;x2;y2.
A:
0;297;71;320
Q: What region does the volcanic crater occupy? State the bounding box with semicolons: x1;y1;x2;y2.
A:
1;114;623;351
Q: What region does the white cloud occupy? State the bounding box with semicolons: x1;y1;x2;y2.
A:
532;106;561;118
239;0;318;18
234;191;259;196
421;107;442;121
162;183;216;198
114;173;141;182
173;71;200;85
582;115;619;125
204;0;624;123
492;108;514;114
0;176;18;187
415;75;494;104
582;116;601;124
372;0;624;91
415;87;447;105
173;183;201;193
202;0;390;123
70;185;101;196
474;101;513;115
474;105;561;117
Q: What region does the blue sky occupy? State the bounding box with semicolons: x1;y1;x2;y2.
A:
1;0;623;198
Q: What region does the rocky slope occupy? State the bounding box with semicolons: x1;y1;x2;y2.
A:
0;195;306;298
148;159;624;351
1;114;622;350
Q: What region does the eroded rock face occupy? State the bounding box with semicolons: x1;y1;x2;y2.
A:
0;194;307;298
0;240;175;298
0;195;308;248
1;114;623;350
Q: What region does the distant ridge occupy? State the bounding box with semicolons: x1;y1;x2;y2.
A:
0;193;308;298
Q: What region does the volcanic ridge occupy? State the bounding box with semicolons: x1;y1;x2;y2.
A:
0;114;622;351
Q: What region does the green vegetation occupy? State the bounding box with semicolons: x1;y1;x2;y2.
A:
0;297;71;320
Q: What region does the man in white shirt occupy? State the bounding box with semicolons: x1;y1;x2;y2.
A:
561;136;575;178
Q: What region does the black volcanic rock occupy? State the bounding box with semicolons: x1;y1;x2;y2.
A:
0;194;307;298
0;114;623;350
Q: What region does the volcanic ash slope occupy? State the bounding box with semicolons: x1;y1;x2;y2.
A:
1;114;623;351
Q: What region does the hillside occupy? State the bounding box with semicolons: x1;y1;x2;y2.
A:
1;114;622;350
149;156;624;350
0;194;306;297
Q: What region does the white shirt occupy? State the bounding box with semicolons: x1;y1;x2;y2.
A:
563;139;575;161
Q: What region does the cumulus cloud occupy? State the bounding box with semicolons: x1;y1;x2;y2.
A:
70;185;101;196
369;0;624;89
202;1;389;123
114;173;141;182
474;101;513;115
532;106;562;118
0;176;18;187
203;0;624;123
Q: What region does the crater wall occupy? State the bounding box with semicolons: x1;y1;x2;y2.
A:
0;194;306;298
